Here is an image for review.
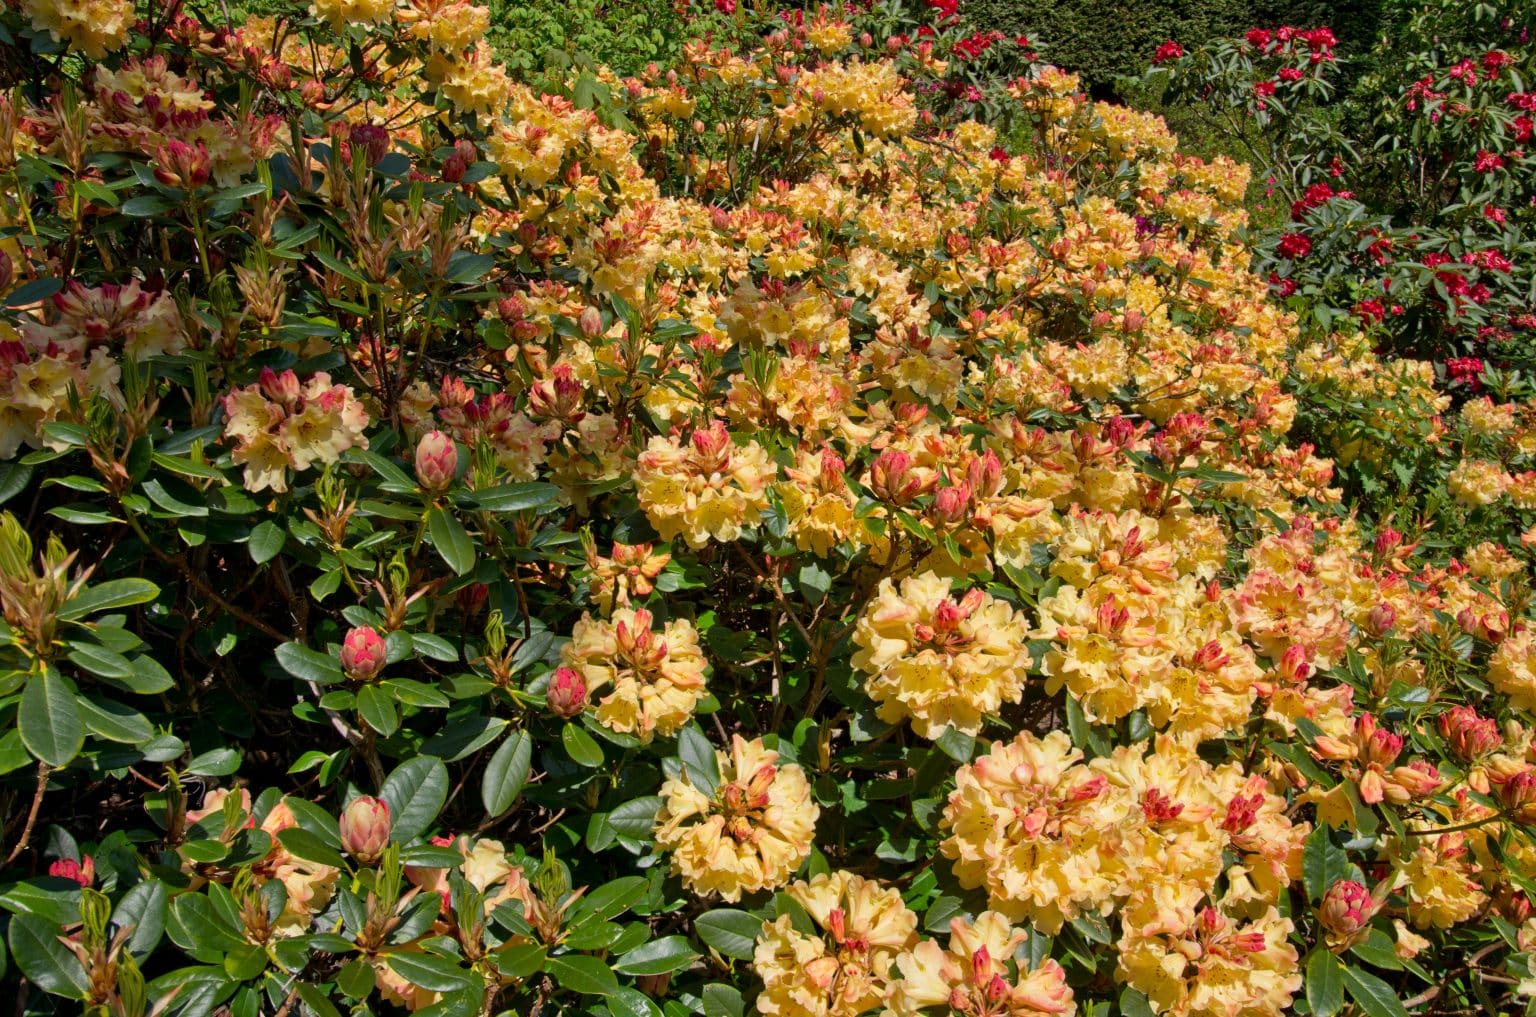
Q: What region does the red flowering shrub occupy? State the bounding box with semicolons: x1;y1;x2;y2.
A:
1143;0;1536;374
0;2;1530;1017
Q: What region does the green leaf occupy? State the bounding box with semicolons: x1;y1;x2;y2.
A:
4;277;62;307
1341;963;1410;1017
337;958;375;998
481;729;533;818
114;878;168;959
278;828;348;869
563;723;605;767
186;747;242;776
1307;949;1345;1017
935;725;975;763
1303;826;1352;903
607;796;662;841
59;579;159;620
703;984;745;1017
8;913;88;997
166;892;245;961
121;194;176;217
614;935;699;976
607;986;663;1017
76;695;153;744
274;642;345;685
1119;988;1156;1017
546;953;619;995
460;482;561;513
677;724;719;794
0;461;34;505
493;941;546;980
384;951;477;992
694;909;761;960
380;756;449;843
357;684;400;737
19;668;83;766
425;506;475;575
248;520;286;564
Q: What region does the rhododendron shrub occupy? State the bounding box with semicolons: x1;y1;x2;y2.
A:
1143;1;1536;373
0;2;1530;1017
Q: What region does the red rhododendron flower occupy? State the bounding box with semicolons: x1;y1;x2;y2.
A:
1154;40;1184;64
1253;80;1277;98
1246;28;1272;49
1276;232;1311;259
1475;150;1506;172
1447;357;1485;384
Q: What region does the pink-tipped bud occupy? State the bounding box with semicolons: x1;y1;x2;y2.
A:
1500;769;1536;823
868;450;923;505
931;483;972;526
346;123;390;167
414;431;458;491
339;796;391;865
442;140;477;182
340;626;387;682
1439;705;1501;761
1367;602;1397;636
547;667;588;719
966;450;1004;499
1319;880;1377;948
1358;714;1404;768
579;306;604;338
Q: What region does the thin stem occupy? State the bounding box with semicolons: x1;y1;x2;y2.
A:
3;762;50;866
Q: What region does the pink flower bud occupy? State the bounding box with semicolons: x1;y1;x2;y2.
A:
1500;769;1536;823
1367;602;1397;636
339;796;391;865
1439;705;1501;761
340;626;387;682
547;667;588;719
414;431;458;491
579;306;604;338
931;483;972;526
1319;880;1377;948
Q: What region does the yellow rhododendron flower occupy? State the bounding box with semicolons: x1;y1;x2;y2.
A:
563;607;708;742
851;572;1032;738
940;731;1131;932
754;871;918;1017
655;735;819;901
634;420;774;548
884;911;1074;1017
22;0;132;59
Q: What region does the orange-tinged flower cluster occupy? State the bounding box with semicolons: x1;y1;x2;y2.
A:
655;735;819;901
753;871;918;1017
852;572;1033;738
884;911;1074;1017
634;420;774;548
562;606;708;741
1117;897;1300;1017
220;369;370;494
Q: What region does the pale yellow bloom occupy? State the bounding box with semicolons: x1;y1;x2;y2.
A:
656;735;819;902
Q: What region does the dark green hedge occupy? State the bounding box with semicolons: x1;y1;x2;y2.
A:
965;0;1388;93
